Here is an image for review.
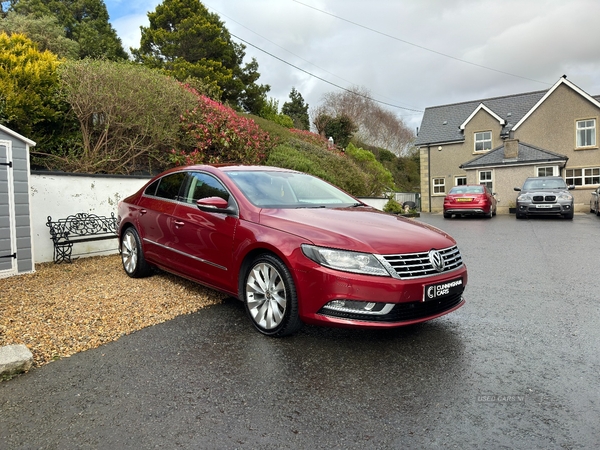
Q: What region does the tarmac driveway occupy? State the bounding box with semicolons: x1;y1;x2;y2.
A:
1;213;599;449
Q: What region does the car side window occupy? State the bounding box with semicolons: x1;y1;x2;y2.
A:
155;172;186;200
144;179;160;196
181;172;230;204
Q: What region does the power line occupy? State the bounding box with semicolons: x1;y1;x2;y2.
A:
203;2;422;113
230;33;423;112
292;0;552;86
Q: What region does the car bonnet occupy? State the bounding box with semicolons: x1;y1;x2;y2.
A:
258;207;456;254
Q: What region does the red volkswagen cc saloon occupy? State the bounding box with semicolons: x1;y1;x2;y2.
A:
118;165;467;336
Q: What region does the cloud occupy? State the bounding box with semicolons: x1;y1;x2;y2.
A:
105;0;600;131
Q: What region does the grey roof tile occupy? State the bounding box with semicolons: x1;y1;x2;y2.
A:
460;142;568;169
415;90;547;146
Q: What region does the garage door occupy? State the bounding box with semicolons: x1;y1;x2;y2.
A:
0;143;15;274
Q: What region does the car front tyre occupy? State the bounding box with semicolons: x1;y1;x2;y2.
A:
244;254;303;337
120;227;152;278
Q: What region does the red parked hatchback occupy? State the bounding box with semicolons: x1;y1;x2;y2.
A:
118;165;467;336
443;185;497;219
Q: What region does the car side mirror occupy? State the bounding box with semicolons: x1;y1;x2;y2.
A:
196;196;234;214
568;185;575;190
514;187;521;192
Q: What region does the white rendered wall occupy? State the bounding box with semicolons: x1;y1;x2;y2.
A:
30;173;150;263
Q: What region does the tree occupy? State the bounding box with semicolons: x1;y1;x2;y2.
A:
0;32;68;145
132;0;269;114
282;87;309;130
8;0;127;60
313;110;357;149
0;12;80;58
316;86;415;156
53;59;199;174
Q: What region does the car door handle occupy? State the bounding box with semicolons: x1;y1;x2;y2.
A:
140;209;147;215
174;220;185;227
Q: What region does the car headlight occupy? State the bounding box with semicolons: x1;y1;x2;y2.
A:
301;244;390;276
517;194;532;201
558;193;573;201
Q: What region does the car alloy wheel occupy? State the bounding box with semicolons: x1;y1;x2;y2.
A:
244;254;302;337
120;227;151;278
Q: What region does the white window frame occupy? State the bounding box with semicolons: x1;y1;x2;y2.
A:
536;166;559;177
576;119;596;148
432;177;446;195
455;176;467;186
565;167;600;186
478;170;493;190
474;131;492;153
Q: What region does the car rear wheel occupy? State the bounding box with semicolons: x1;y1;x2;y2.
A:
244;254;302;337
443;212;452;219
120;227;152;278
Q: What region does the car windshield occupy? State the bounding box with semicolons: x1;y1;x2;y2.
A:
522;178;567;190
226;170;359;208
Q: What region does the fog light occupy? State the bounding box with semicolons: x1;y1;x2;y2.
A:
328;300;346;309
322;300;394;315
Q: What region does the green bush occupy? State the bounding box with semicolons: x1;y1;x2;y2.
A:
345;143;396;196
267;138;370;197
383;198;403;214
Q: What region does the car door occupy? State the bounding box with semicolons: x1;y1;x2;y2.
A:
170;171;238;291
135;172;186;266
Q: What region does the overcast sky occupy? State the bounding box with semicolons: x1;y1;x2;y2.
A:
105;0;600;132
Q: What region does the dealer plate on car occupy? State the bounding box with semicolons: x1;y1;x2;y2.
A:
424;278;463;301
536;204;553;208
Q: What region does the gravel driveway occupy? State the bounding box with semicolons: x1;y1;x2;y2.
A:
0;255;225;367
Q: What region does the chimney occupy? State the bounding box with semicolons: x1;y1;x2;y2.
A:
504;139;519;159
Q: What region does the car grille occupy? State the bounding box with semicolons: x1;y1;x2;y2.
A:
382;246;463;279
533;195;556;202
318;292;464;323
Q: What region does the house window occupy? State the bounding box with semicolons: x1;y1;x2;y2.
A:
536;166;558;177
479;170;493;190
566;167;600;186
432;178;445;194
455;176;467;186
576;119;596;148
474;131;492;152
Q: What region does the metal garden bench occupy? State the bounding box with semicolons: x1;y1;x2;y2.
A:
46;212;118;263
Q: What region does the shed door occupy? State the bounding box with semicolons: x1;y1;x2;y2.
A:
0;143;16;274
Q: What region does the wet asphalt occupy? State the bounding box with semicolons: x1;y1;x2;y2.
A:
1;213;600;449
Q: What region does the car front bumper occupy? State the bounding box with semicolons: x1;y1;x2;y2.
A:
517;202;573;215
293;261;468;329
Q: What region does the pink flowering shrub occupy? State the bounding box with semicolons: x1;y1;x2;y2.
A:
171;86;274;166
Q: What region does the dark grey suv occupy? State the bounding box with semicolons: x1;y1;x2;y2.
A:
514;176;575;219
